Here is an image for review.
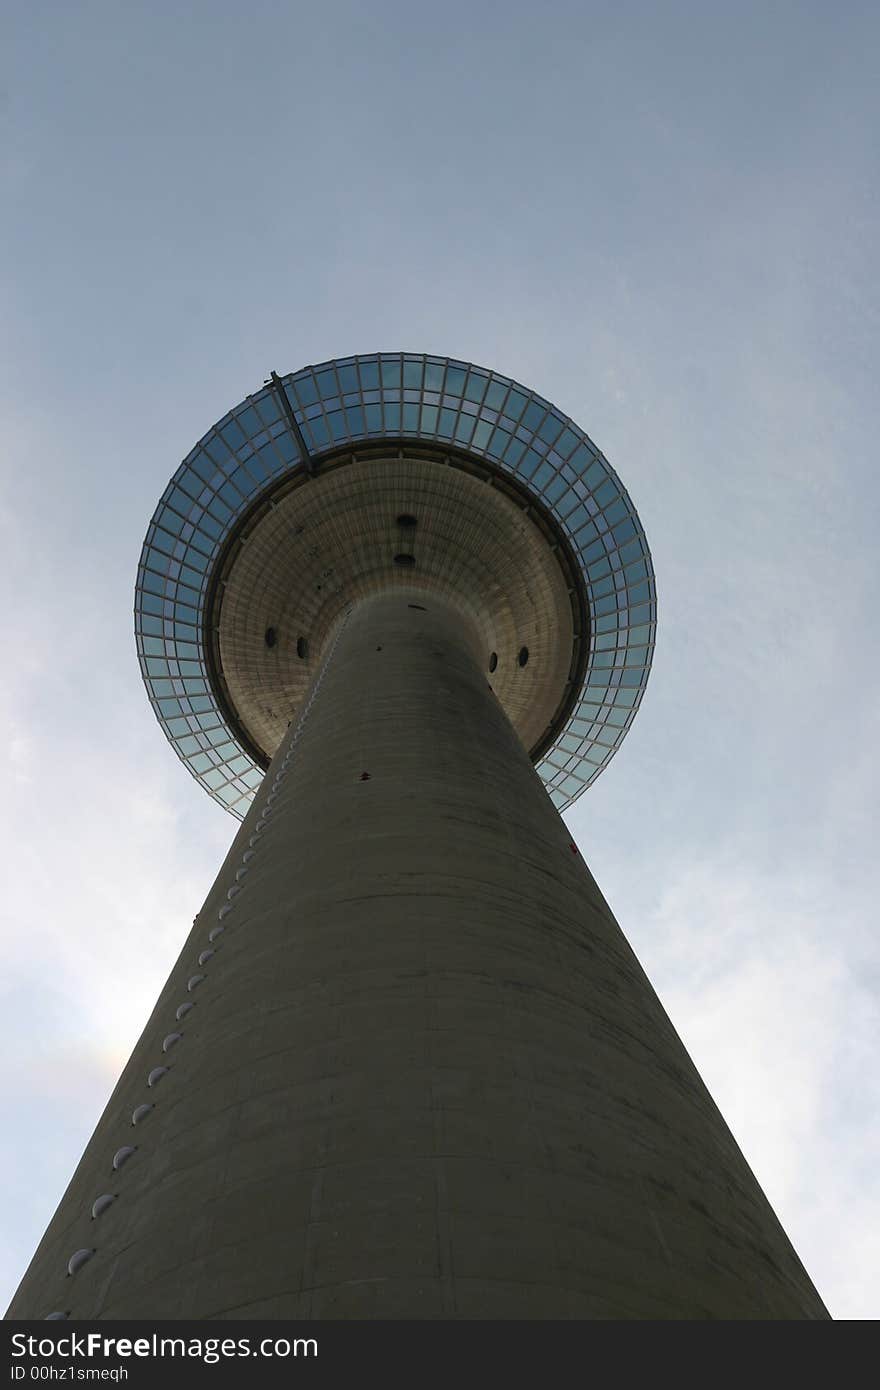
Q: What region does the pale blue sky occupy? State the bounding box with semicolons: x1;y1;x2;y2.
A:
2;1;878;1317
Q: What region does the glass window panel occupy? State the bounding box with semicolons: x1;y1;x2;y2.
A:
403;360;422;389
624;557;648;582
463;372;486;404
424;362;444;391
454;414;474;445
516;448;540;479
522;400;546;432
237;407;260;437
294;375;318;407
545;474;567;504
380;358;401;388
438;407;457;437
220;420;246;450
308;416;329;448
255;392;281;425
487;427;510;458
538;413;563;445
618;537;643;565
141;569;166;596
337;364;358;393
207;496;232;524
532;461;554;490
445;366;466;396
594;479;617;507
359;360;379;389
316;369;337;399
471;419;492;450
402;403;420;432
384;402;400;430
505;389;528;421
484;380;507;411
502;437;526;467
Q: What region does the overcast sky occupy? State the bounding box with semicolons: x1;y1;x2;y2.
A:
2;0;877;1319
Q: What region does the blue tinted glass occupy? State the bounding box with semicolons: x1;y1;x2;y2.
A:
538;414;563;445
309;416;329;447
445;367;466;395
506;389;528;420
484;380;507;410
381;358;401;388
337;364;358;393
294;375;317;406
359;361;379;389
488;427;510;458
237;407;260;437
220;420;246;450
503;437;526;467
454;414;474;444
533;461;554;489
463;372;486;404
470;419;491;450
316;369;337;399
403;360;422;389
522;401;545;431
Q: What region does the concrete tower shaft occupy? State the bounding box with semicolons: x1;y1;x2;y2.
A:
9;591;827;1319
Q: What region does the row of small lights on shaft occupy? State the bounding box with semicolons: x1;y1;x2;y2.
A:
42;612;352;1319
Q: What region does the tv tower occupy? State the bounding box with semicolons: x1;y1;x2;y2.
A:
8;353;827;1320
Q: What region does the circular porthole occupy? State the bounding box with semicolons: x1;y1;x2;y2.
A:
91;1194;116;1220
111;1146;136;1171
264;626;277;648
208;925;225;942
518;646;529;667
162;1032;182;1052
176;1002;194;1021
147;1067;169;1088
296;636;308;659
393;553;415;568
187;973;206;992
396;514;417;528
488;652;498;672
44;1312;69;1320
131;1104;153;1125
198;949;214;966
